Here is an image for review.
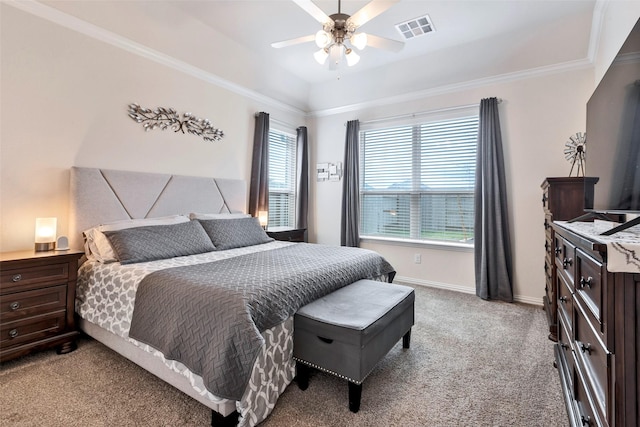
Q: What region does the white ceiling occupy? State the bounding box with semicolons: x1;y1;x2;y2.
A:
38;0;598;112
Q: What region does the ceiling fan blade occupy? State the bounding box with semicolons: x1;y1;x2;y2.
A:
271;34;316;49
366;34;404;52
348;0;399;28
292;0;332;25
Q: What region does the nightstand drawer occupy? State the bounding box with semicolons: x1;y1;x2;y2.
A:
1;263;69;291
0;311;66;349
1;285;67;322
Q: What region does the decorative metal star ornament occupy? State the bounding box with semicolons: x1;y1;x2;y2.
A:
564;132;586;177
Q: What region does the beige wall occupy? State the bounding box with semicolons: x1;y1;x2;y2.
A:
309;69;594;304
0;5;305;252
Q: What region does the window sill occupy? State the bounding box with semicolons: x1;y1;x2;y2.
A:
359;235;474;252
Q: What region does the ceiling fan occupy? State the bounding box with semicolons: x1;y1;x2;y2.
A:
271;0;404;69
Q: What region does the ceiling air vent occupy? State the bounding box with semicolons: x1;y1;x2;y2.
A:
395;15;434;40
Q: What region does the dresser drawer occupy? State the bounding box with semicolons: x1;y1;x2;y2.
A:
574;352;606;427
0;311;66;349
555;236;576;287
1;263;69;292
575;249;604;325
574;299;610;420
557;273;574;332
0;285;67;322
558;315;574;390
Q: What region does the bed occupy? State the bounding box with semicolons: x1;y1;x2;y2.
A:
69;167;395;427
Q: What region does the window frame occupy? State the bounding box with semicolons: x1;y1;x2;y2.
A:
358;108;479;249
267;126;297;229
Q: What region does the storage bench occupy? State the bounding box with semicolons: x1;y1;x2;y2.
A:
293;279;415;412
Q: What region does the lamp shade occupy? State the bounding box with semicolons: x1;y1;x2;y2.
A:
314;48;329;65
258;211;269;229
35;217;57;251
346;49;360;67
315;30;331;48
351;33;368;50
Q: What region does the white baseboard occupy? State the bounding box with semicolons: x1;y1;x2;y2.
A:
394;275;542;307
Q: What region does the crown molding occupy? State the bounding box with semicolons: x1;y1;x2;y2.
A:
310;57;594;118
588;0;609;63
7;0;599;121
5;0;307;116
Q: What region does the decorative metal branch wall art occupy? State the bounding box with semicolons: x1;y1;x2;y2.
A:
127;103;224;142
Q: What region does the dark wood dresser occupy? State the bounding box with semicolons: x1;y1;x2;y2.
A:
552;222;638;427
0;249;83;362
541;177;598;341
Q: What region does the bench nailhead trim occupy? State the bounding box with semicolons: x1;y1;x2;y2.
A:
294;357;364;385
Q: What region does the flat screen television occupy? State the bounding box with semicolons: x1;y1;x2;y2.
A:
584;18;640;235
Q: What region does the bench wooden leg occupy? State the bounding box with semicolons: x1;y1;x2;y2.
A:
296;361;310;390
402;328;411;349
348;382;362;413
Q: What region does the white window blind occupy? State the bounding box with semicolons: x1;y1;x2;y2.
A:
268;128;297;228
360;115;478;244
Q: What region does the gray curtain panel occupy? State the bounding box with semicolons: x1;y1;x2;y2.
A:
341;120;360;247
296;126;309;233
249;112;269;217
474;98;513;302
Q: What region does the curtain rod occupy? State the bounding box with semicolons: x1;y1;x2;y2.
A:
358;99;503;126
254;112;298;131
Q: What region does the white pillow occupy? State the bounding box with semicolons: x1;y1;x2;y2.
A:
188;212;250;220
83;215;190;263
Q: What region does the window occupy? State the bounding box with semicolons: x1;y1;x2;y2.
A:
268;128;297;228
359;114;478;245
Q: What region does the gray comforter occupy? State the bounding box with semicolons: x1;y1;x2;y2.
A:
128;243;394;400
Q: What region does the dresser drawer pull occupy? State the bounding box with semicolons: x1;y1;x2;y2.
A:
554;247;561;256
579;276;593;289
559;296;568;303
579;342;592;355
581;415;591;426
10;301;20;311
562;258;573;269
8;329;19;339
12;274;22;282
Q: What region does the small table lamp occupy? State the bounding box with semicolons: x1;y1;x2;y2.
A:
35;217;57;252
258;211;269;230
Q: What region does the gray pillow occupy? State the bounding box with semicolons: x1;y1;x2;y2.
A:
198;217;274;250
104;220;215;264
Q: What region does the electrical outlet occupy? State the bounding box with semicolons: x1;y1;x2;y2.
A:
414;253;421;264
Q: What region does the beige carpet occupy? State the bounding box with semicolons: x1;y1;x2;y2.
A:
0;285;568;426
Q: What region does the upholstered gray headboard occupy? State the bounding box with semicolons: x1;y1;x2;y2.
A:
69;167;247;250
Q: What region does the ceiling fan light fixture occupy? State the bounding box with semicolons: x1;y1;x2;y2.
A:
345;48;360;66
315;30;332;48
313;48;329;65
351;32;367;50
329;43;344;61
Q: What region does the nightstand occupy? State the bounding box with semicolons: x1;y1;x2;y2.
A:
0;249;84;362
266;227;307;242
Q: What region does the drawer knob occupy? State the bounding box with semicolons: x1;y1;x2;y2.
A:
554;247;561;256
562;258;573;269
580;276;593;289
12;274;22;282
559;296;568;303
580;342;592;355
10;301;20;311
8;329;18;339
581;415;591;426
